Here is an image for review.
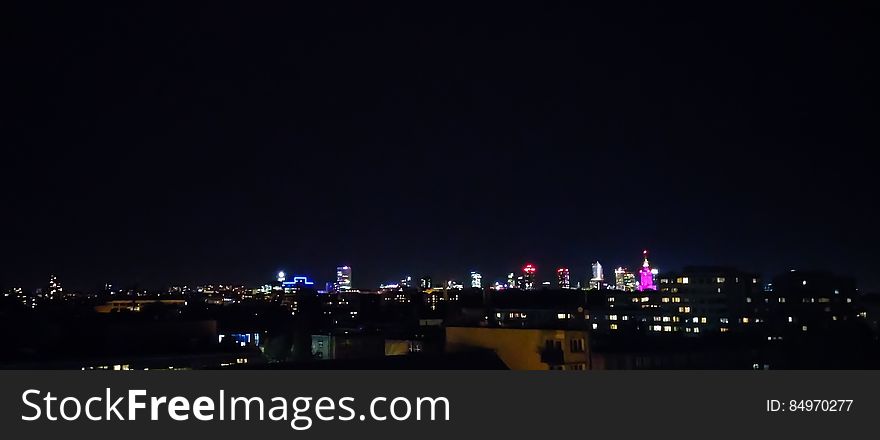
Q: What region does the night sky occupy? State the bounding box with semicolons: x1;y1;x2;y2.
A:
4;2;878;291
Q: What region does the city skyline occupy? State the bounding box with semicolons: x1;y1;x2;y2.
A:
3;249;865;294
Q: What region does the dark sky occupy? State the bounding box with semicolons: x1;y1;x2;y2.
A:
3;2;878;291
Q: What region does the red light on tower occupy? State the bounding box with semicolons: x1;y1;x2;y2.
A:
523;264;536;274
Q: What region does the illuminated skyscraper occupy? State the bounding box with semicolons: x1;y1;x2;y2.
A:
556;267;570;289
614;267;637;292
419;276;433;290
47;274;62;300
507;273;516;289
590;261;604;290
335;266;352;291
470;271;483;289
522;264;537;290
638;250;657;291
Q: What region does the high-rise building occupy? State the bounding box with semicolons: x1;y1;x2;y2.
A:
335;266;352;291
419;276;433;290
47;274;62;300
614;267;637;292
470;271;482;289
507;273;516;289
638;250;657;291
556;267;570;289
590;261;604;290
522;264;537;290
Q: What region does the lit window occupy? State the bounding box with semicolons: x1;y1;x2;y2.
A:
700;317;707;324
682;277;689;284
716;277;725;283
720;327;729;333
787;316;793;323
663;325;672;332
610;323;618;330
742;317;750;324
693;327;700;333
802;325;808;332
609;314;618;321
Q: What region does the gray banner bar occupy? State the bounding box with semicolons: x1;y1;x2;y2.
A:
0;371;874;437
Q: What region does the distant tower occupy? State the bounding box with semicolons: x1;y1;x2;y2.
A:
522;264;537;290
614;267;636;291
419;276;433;290
590;261;604;290
48;274;62;300
637;250;657;291
556;268;571;289
470;271;483;289
277;271;286;283
336;266;352;291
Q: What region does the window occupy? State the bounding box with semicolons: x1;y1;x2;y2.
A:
716;277;726;283
700;317;707;324
682;277;689;284
663;325;672;332
609;314;618;321
720;318;729;324
720;327;729;333
742;317;750;324
570;338;585;353
662;316;671;322
610;323;618;330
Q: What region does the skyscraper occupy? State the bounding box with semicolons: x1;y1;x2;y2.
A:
556;267;570;289
47;274;62;300
335;266;352;291
522;264;537;290
614;267;637;291
590;261;604;290
507;272;516;289
470;271;482;289
419;276;433;290
638;250;657;291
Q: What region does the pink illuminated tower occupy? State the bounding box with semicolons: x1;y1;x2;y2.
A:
638;250;657;291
